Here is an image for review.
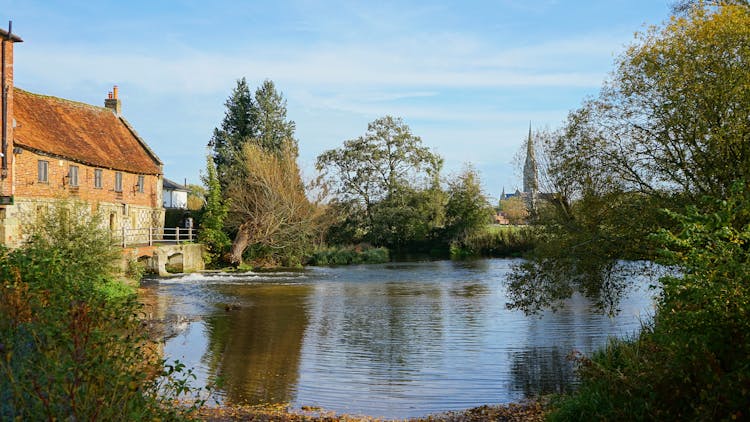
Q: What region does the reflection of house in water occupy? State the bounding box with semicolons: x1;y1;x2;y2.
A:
201;284;312;404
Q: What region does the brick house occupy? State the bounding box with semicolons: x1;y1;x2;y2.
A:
0;27;164;246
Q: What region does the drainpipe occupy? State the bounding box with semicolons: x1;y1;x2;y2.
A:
1;21;10;179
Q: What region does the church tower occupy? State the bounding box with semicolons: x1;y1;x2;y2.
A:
523;123;538;194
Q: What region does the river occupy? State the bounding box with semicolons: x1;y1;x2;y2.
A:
139;258;657;419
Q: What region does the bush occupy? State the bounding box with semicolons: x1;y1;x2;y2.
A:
308;245;390;266
549;184;750;421
450;225;536;258
0;201;203;420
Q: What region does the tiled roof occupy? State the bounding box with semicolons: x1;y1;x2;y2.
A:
12;88;162;175
0;28;23;43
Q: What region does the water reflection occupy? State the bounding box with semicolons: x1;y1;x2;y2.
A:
142;260;655;418
202;284;312;404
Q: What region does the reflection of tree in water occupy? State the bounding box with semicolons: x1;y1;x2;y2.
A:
509;347;577;396
201;284;312;404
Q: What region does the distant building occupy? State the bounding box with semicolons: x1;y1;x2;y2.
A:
0;28;164;246
163;178;189;209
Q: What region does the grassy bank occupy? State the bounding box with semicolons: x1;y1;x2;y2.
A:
450;225;536;259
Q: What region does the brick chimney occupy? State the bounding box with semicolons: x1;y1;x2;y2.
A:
104;85;121;115
1;22;22;190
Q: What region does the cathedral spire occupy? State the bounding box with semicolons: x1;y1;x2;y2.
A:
523;122;538;194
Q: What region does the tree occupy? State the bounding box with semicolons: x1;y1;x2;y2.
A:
254;79;297;155
208;78;258;190
508;2;750;313
198;155;230;267
226;144;327;266
316;116;443;245
444;166;493;242
499;196;529;225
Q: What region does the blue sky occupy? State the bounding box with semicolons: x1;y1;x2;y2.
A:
1;1;671;200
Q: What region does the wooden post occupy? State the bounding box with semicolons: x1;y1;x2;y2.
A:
121;226;126;248
176;227;180;243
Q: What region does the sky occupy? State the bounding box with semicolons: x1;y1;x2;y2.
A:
0;0;672;201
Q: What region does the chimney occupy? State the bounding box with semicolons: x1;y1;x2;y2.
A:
1;21;23;187
104;84;121;115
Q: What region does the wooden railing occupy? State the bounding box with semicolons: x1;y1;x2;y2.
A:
114;227;198;247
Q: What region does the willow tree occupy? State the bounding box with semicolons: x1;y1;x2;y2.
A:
226;144;326;266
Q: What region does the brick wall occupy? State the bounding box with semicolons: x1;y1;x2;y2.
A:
13;147;161;208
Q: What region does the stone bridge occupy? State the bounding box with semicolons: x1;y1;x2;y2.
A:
123;243;205;276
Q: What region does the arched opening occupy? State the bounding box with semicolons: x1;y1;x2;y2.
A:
166;252;184;273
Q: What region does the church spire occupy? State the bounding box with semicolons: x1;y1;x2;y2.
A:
523;122;538;194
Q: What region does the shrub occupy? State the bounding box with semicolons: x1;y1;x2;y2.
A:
451;225;536;258
308;245;390;266
0;201;203;420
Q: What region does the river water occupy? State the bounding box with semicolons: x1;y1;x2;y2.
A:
139;259;657;419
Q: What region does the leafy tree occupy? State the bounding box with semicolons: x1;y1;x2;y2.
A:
499;196;529;225
317;116;443;248
186;183;206;211
551;183;750;420
509;2;750;313
443;166;493;242
317;116;441;225
198;155;230;267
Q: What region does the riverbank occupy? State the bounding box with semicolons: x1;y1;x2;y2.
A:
193;401;546;421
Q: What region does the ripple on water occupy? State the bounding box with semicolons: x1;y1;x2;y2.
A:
143;259;658;419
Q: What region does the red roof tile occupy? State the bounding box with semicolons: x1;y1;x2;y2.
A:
12;88;162;175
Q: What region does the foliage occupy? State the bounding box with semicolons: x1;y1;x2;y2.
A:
208;78;297;192
226;144;328;266
198;155;231;267
508;2;750;312
317;116;442;228
307;245;390;266
186;183;206;211
316;116;446;250
450;225;536;259
0;202;203;420
498;196;529;225
443;166;494;243
254;79;297;155
550;183;750;421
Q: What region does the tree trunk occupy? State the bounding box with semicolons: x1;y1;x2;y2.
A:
229;222;252;265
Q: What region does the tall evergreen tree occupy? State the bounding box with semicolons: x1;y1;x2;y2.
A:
254;79;297;155
208;77;259;190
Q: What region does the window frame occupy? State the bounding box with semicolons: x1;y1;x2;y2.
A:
94;169;103;189
68;165;79;187
136;175;145;193
114;171;123;192
37;160;49;183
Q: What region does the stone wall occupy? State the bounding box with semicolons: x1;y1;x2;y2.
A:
0;196;164;247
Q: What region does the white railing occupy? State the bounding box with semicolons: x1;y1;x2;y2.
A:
114;227;198;247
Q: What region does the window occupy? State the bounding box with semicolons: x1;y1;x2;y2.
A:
114;172;123;192
68;165;79;187
94;169;103;189
136;175;145;193
37;160;48;183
